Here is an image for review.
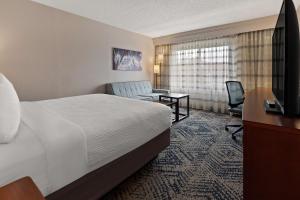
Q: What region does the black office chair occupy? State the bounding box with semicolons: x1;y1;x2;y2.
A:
225;81;245;139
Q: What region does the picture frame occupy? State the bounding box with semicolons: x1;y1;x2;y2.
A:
112;48;142;71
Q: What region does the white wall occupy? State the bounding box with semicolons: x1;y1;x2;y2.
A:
0;0;154;101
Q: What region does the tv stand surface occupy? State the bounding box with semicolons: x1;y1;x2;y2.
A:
263;99;282;114
243;88;300;200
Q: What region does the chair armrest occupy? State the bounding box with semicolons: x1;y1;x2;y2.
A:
152;89;170;94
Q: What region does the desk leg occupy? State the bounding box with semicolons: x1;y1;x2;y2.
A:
187;96;190;116
175;99;179;122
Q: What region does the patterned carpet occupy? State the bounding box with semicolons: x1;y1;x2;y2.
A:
103;110;243;200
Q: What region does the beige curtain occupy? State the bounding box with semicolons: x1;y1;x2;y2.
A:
235;29;273;91
155;45;172;90
155;29;273;113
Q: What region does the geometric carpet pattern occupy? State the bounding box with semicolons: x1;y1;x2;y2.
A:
103;110;243;200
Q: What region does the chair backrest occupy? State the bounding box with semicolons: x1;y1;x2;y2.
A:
225;81;245;107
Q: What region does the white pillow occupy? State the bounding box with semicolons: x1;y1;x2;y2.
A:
0;74;21;143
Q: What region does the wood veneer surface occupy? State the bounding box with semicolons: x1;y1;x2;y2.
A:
0;177;45;200
243;88;300;131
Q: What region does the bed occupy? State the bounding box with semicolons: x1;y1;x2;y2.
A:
0;94;171;200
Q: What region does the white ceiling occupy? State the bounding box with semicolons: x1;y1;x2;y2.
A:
32;0;300;38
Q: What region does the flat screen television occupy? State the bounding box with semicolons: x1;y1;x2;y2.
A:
272;0;300;116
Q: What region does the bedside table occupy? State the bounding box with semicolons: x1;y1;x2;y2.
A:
0;177;45;200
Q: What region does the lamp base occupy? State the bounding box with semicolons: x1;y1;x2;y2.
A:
154;74;160;89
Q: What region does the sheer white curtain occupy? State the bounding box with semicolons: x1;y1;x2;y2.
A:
155;29;273;113
156;37;237;113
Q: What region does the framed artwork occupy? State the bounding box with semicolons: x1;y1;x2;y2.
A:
112;48;142;71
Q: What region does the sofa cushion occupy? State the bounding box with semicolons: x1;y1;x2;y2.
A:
131;96;153;101
138;93;164;101
109;81;153;98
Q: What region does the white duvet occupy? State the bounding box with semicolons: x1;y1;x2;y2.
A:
0;94;171;196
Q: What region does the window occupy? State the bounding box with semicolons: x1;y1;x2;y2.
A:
176;46;230;65
200;46;229;64
156;36;238;113
176;49;198;64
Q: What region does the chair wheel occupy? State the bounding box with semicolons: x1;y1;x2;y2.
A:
225;127;229;131
232;135;236;140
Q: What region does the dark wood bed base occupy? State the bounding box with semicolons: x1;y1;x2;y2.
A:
46;128;170;200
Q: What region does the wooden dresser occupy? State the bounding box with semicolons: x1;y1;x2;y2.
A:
243;88;300;200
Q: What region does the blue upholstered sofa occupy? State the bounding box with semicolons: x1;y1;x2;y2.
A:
106;80;169;101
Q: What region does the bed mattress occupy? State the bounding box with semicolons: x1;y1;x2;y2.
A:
0;122;49;194
37;94;172;171
0;94;171;196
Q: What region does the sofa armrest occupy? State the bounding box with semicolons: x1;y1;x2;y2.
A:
152;89;170;94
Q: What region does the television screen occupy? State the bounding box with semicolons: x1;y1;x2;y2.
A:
272;2;285;108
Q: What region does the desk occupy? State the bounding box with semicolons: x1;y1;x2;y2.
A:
243;88;300;200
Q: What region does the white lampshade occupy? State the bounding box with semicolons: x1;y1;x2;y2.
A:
154;65;160;74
